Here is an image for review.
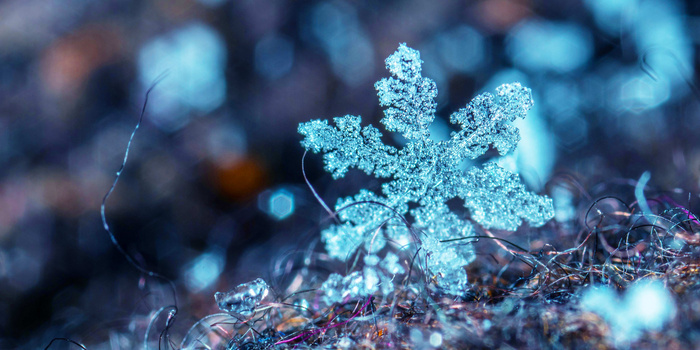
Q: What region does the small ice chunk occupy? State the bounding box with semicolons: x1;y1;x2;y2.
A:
215;278;269;315
320;273;344;304
363;267;380;293
339;272;365;299
320;271;375;304
380;252;404;274
364;254;380;266
337;337;354;349
379;274;394;295
429;332;443;347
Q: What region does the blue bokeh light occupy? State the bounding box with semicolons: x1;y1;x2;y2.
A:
551;113;588;152
258;188;295;220
634;0;693;89
255;33;295;80
619;75;670;112
270;190;295;220
486;70;555;190
542;79;581;116
586;0;693;99
506;20;592;73
138;22;227;131
582;280;676;343
435;25;486;74
422;25;487;107
205;120;248;160
184;250;226;292
306;0;374;86
584;0;636;35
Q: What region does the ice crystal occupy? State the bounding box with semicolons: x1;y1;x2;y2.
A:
320;271;366;304
320;253;402;304
214;278;269;315
299;43;554;296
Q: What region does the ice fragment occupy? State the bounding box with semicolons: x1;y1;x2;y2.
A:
214;278;269;315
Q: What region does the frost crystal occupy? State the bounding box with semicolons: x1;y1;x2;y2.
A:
320;254;402;304
300;43;554;296
215;278;269;315
321;272;367;304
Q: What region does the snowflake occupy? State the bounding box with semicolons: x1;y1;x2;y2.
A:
299;43;554;296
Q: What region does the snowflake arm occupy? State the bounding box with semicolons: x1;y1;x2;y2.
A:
374;43;438;140
321;223;367;261
449;82;533;159
335;189;407;226
462;162;554;231
322;189;404;260
298;115;397;179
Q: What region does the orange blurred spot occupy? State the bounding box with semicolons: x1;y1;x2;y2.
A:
276;317;310;332
39;171;86;218
476;0;531;32
211;156;268;202
41;24;123;98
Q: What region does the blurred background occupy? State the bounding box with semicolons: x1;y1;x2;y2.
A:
1;0;700;347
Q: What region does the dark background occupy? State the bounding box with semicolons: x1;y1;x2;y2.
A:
1;0;700;347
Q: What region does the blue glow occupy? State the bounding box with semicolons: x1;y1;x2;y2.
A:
255;34;294;80
586;0;693;93
418;41;448;107
542;79;581;116
551;186;575;222
428;117;450;142
551;113;588;151
4;248;42;291
196;0;226;7
184;250;225;292
582;280;676;344
435;25;486;74
205;120;247;159
634;0;693;89
421;26;485;106
584;0;636;35
506;20;592;73
486;70;555;190
617;73;670;112
307;1;374;85
269;189;295;220
138;23;227;131
258;188;295;220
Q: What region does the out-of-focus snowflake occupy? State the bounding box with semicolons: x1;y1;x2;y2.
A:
320;253;404;304
581;279;676;344
299;43;554;297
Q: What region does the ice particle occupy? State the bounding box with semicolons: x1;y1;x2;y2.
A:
215;278;269;315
